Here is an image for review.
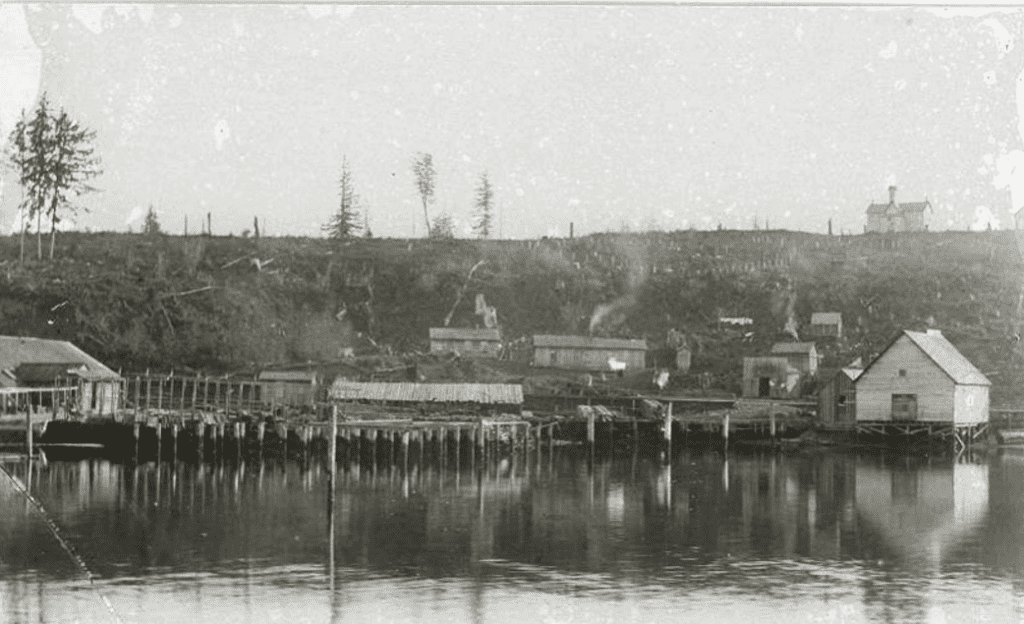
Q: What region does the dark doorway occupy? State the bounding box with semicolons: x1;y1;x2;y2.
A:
891;394;918;421
758;377;771;397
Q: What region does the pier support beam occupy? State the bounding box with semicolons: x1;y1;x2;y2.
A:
663;401;673;461
722;413;730;451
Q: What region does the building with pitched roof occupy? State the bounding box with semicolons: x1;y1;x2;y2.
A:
866;186;932;233
818;366;862;425
429;327;502;358
854;329;989;424
742;356;802;398
770;342;819;375
257;369;319;406
532;335;647;371
808;312;843;339
0;336;121;414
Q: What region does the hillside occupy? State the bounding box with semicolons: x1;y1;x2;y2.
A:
1;229;1023;405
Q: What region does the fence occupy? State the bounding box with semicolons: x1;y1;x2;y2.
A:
118;374;321;414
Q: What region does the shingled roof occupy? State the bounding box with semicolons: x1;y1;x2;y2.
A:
901;330;990;386
329;381;523;405
533;335;648;350
866;200;932;215
0;336;119;383
429;327;501;341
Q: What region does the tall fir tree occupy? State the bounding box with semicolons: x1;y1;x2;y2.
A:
472;172;494;239
322;157;361;239
411;152;435;237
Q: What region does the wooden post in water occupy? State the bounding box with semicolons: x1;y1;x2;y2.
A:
145;375;153;411
171;423;179;461
25;402;33;458
157;377;163;411
329;406;337;499
587;413;596;457
192;375;199;411
769;412;777;445
723;413;730;451
156;421;163;462
134;422;141;461
455;427;461;469
664;401;673;460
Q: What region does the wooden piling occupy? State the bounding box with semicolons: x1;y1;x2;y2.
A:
329;406;338;502
770;412;776;443
171;423;179;461
134;422;141;461
25;407;33;458
664;401;673;459
157;377;163;411
723;413;730;450
192;374;199;411
156;422;163;461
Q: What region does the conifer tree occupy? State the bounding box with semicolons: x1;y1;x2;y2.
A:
323;157;361;239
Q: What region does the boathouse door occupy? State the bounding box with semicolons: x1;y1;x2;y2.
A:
891;394;918;421
758;377;771;397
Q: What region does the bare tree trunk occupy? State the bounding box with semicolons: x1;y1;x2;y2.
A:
19;218;26;264
49;214;56;261
421;199;431;237
36;210;42;261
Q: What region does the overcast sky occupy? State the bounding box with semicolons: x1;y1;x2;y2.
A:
1;4;1023;239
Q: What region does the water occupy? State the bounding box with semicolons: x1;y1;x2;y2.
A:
1;445;1022;624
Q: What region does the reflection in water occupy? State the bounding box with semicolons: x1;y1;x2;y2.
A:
0;447;1021;623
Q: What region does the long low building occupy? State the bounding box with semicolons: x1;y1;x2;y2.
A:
532;335;647;372
330;381;523;414
429;327;502;358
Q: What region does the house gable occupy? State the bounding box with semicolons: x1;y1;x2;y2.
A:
855;334;955;422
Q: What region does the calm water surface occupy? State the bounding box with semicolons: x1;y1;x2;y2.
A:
1;444;1023;624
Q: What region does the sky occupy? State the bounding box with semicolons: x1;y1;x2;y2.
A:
0;4;1023;239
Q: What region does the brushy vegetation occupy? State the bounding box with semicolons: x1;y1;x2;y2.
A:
1;229;1022;405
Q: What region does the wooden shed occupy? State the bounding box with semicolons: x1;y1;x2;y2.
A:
532;335;647;372
855;329;990;424
808;312;843;339
258;370;318;407
0;336;121;415
742;356;802;398
771;342;819;375
429;327;502;358
817;367;862;425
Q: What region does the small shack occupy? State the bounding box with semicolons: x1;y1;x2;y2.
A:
855;329;989;423
675;347;692;372
0;336;121;415
817;367;862;425
771;342;819;376
742;356;802;399
808;312;843;339
429;327;502;359
329;381;523;415
532;335;647;372
258;370;318;407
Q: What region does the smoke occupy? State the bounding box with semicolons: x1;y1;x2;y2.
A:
589;293;637;334
587;236;649;335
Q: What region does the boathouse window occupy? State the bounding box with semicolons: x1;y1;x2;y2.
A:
838;394;847;405
898;369;907;377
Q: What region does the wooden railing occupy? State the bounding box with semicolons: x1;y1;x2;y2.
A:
117;374;321;414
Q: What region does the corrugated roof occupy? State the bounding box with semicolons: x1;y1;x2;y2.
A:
533;335;648;351
330;381;523;404
429;327;501;341
771;342;817;355
902;330;990;386
0;336;119;382
258;370;317;383
810;312;842;325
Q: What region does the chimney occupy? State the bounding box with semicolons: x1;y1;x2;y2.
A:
888;186;897;205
